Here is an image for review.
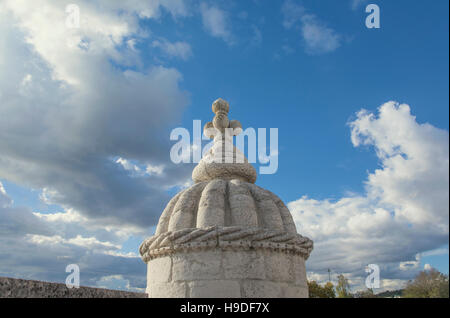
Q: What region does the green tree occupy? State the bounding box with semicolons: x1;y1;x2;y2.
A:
403;269;449;298
375;289;403;298
336;274;352;298
308;281;336;298
323;282;336;298
354;288;377;298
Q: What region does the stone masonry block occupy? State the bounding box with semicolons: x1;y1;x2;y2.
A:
172;250;222;281
147;256;172;283
188;280;241;298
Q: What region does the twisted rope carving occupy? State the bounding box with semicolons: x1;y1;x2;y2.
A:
140;226;313;262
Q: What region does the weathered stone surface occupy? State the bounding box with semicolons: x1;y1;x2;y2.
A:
222;250;265;280
228;179;258;227
140;226;312;263
188;280;241;298
172;251;222;281
141;179;313;240
264;251;293;282
192;161;257;184
0;277;146;298
241;280;283;298
247;184;285;230
196;179;227;227
155;192;183;235
192;99;256;184
292;255;308;287
147;282;186;298
283;284;309;298
147;256;172;283
168;183;206;231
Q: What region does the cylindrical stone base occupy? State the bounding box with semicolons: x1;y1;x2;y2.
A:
145;248;308;298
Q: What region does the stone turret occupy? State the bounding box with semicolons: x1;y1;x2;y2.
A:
139;99;313;298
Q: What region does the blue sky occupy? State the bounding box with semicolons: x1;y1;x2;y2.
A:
0;0;448;292
144;0;449;198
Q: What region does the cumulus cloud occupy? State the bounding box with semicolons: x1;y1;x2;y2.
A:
281;0;305;29
0;0;197;289
0;188;51;239
299;15;341;55
199;2;233;44
289;102;449;291
281;0;342;55
97;274;144;292
152;39;193;60
26;234;121;250
0;181;145;290
0;183;12;208
351;0;369;11
0;0;195;231
95;0;189;20
116;158;165;178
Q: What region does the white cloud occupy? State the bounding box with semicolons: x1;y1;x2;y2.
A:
152;39;193;60
199;2;233;44
104;250;139;258
34;209;86;223
33;208;145;240
350;103;449;229
94;0;189;20
0;182;144;290
299;14;341;55
26;234;120;250
97;274;144;292
67;234;120;249
145;164;164;176
399;258;420;271
116;157;165;177
0;182;12;208
250;25;263;47
289;102;449;291
116;157;144;174
420;247;449;258
281;0;342;55
282;44;295;55
351;0;369;11
0;0;193;230
0;0;194;289
281;0;305;29
378;279;407;291
21;74;32;86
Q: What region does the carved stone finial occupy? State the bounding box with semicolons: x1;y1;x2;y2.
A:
204;98;242;138
193;98;256;184
212;98;229;116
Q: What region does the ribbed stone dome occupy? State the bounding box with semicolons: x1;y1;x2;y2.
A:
154;179;297;235
140;177;313;263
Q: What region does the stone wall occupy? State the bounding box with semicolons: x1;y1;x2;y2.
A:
146;249;308;298
0;277;147;298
